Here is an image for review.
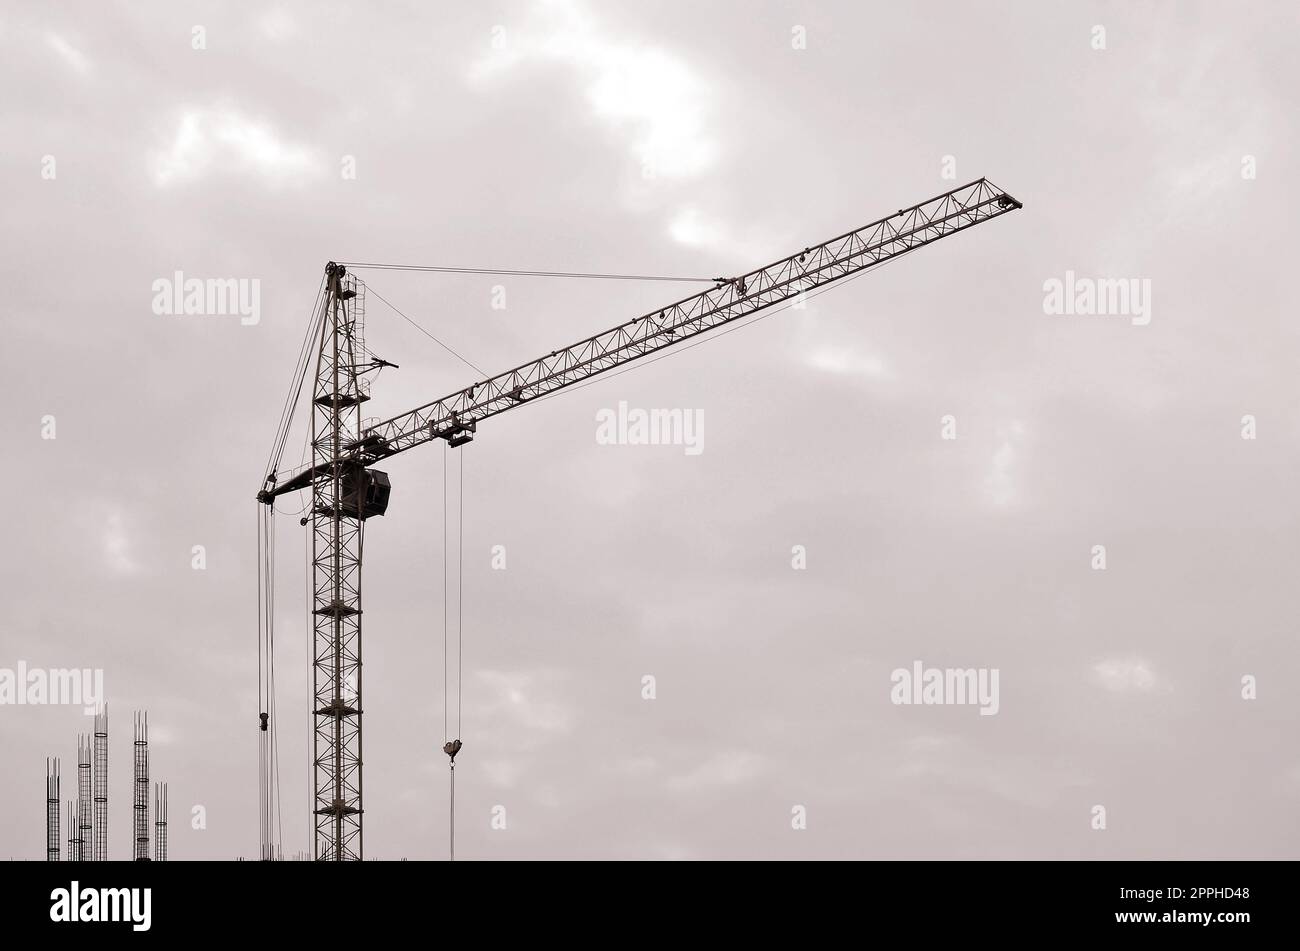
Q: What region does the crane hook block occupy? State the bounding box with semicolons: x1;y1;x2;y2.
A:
259;712;269;732
443;739;463;762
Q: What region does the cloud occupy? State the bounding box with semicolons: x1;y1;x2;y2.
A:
475;669;574;734
470;0;718;181
667;204;780;261
257;8;297;42
1092;657;1159;693
666;750;765;792
468;2;760;262
102;510;139;575
668;206;725;249
805;346;891;380
607;754;658;777
46;33;90;75
984;419;1025;508
149;724;176;746
151;106;322;187
480;758;525;788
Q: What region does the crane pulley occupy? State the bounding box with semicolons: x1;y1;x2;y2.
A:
257;177;1021;860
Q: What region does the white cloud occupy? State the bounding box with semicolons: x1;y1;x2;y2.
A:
805;346;891;380
903;733;954;753
984;419;1026;508
258;7;297;42
668;206;724;248
149;725;176;746
151;107;322;187
666;750;765;792
475;668;574;734
46;33;90;75
470;0;718;181
667;204;780;261
481;758;525;788
103;510;139;575
1092;657;1158;693
606;754;658;777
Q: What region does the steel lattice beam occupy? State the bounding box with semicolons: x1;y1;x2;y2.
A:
264;178;1018;498
310;268;368;860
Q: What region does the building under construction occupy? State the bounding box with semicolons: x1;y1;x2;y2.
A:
41;706;168;861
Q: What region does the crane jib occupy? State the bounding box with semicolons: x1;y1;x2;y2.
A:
259;177;1020;503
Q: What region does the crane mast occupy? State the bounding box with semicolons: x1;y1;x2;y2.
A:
259;177;1021;860
306;264;377;861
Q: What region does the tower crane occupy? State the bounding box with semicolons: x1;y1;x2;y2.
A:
257;177;1022;860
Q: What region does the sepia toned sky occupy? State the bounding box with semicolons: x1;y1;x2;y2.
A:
2;0;1298;860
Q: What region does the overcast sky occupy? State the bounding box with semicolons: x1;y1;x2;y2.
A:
3;0;1299;860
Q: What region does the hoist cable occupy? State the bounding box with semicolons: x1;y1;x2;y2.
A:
257;504;264;715
257;505;274;860
458;447;464;736
255;502;284;861
305;518;313;858
265;275;326;480
269;509;283;858
442;442;448;744
263;504;271;862
256;506;264;858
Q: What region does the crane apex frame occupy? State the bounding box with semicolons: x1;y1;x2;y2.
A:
257;176;1022;861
